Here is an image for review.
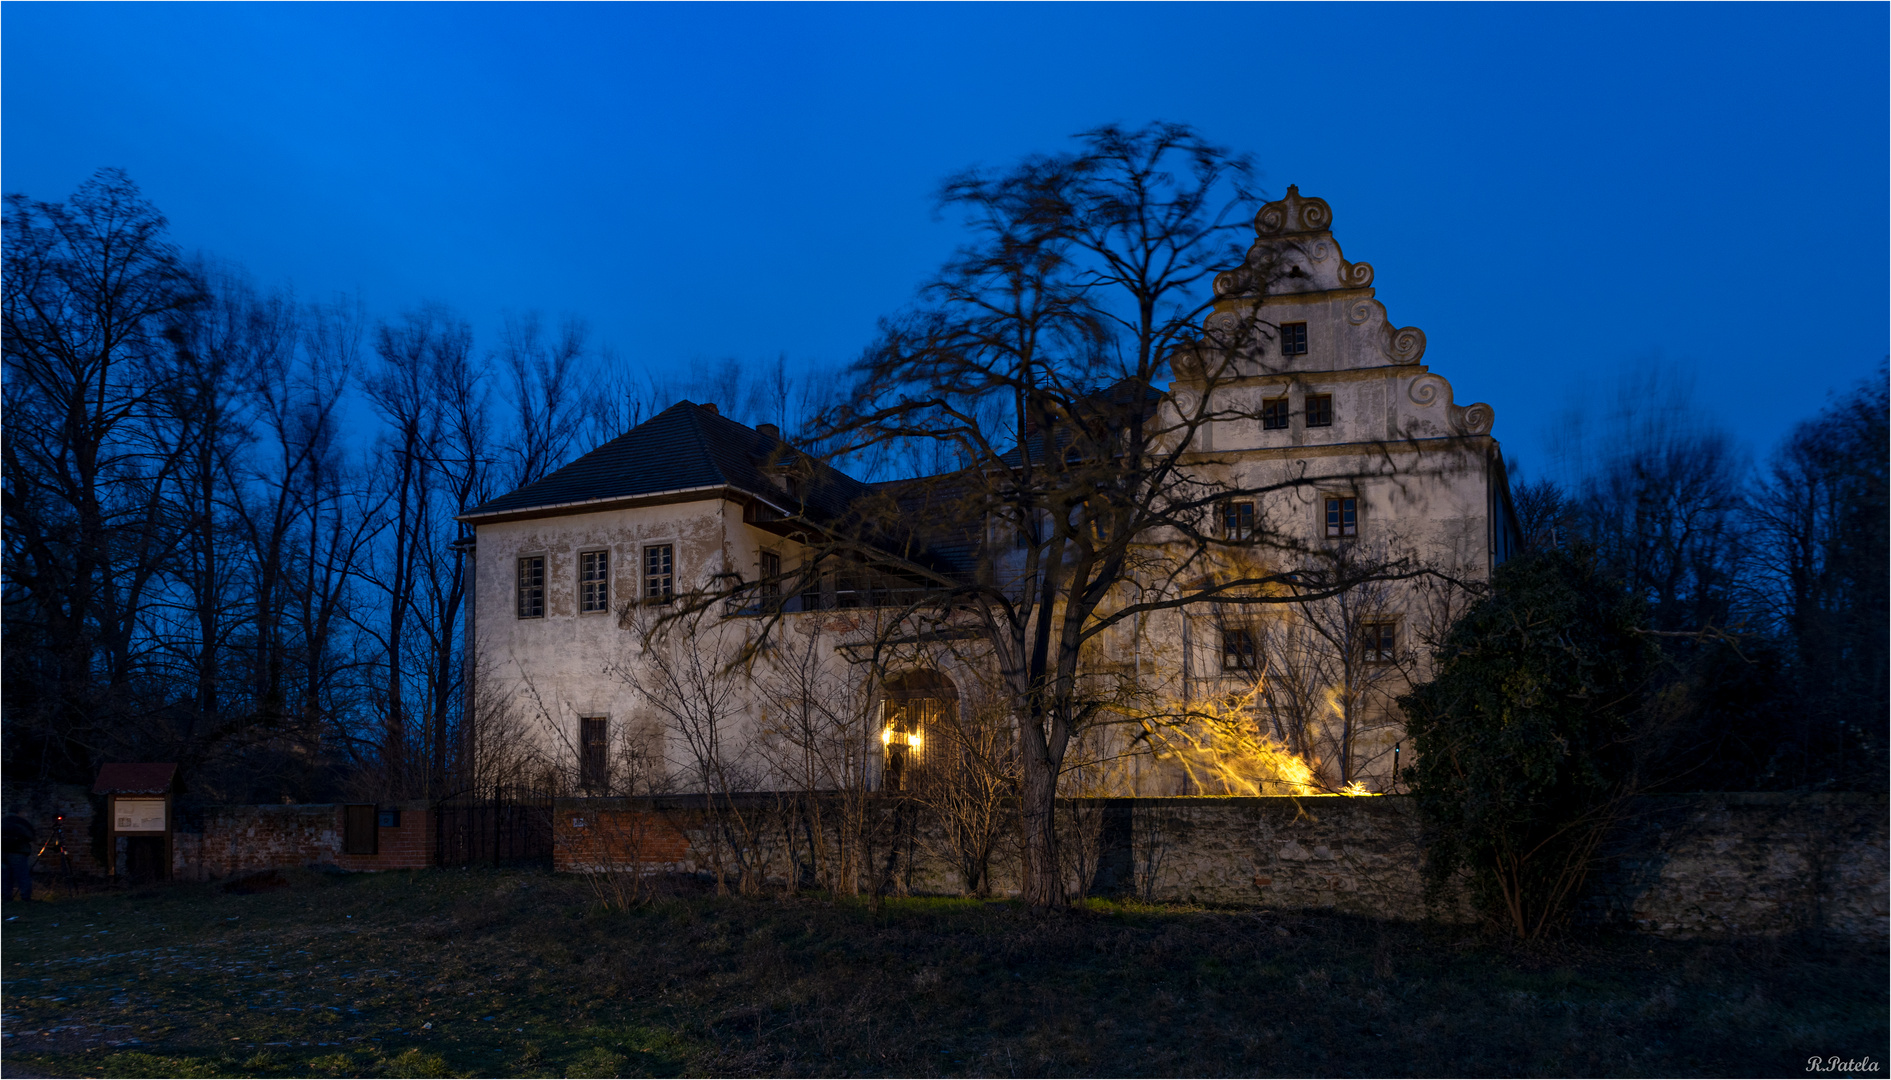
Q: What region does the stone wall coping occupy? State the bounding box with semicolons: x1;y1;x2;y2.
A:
547;791;1886;813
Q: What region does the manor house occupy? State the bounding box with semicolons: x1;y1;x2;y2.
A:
456;187;1519;798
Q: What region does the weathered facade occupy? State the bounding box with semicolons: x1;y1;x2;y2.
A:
458;188;1518;798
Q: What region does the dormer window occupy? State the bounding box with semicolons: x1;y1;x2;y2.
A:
1280;322;1308;356
766;457;807;501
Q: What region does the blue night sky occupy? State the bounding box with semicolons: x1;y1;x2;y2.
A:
5;3;1885;476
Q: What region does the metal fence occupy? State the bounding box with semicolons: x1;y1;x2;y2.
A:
434;785;553;868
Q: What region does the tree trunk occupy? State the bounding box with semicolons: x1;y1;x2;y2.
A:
1017;745;1064;907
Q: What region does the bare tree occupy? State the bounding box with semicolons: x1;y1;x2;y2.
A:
802;124;1434;907
615;604;773;894
907;674;1018;898
1746;376;1888;787
1248;554;1420;792
2;169;207;780
751;620;881;895
494;311;590;492
1555;366;1750;633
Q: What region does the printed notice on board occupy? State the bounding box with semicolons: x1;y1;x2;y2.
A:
115;798;166;832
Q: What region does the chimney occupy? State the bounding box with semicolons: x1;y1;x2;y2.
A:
701;402;718;415
757;423;780;440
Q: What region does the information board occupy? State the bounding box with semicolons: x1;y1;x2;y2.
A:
114;798;167;833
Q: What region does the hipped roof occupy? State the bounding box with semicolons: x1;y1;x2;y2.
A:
459;402;871;523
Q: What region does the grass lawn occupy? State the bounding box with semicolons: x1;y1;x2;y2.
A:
1;867;1884;1078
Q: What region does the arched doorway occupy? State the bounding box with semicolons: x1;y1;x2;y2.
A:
879;670;958;792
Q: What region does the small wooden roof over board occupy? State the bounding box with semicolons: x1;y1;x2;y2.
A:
93;763;178;795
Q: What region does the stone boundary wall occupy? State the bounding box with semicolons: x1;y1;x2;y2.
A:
8;781;1882;939
1583;793;1887;940
553;792;1887;941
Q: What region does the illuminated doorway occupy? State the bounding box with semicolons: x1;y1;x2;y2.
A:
879;671;958;792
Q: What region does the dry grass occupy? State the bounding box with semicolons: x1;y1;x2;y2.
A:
1;868;1884;1077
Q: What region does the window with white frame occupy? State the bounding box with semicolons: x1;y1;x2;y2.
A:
643;544;674;602
579;550;609;613
517;556;545;619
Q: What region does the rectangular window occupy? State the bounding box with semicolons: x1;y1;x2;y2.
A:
759;550;781;601
579;550;609;613
643;544;674;602
799;561;827;612
1261;397;1290;430
1306;393;1334;428
1221;626;1259;671
1361;621;1398;664
1223;500;1255;540
343;805;378;856
579;716;608;793
1280;322;1308;356
1325;496;1358;539
516;556;545;619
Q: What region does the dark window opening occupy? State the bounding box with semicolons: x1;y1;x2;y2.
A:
1361;621;1398;664
1281;322;1308;356
343;805;378;855
1223;501;1255;540
1306;393;1334;428
644;545;674;602
579;550;609;613
1222;627;1259;672
516;557;545;619
1325;496;1358;539
759;550;781;602
799;561;826;612
580;716;608;793
1261;397;1290;430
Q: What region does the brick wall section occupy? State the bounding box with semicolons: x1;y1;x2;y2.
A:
334;808;435;872
175;802;434;881
181;805;337;880
0;781;107;878
553;804;693;872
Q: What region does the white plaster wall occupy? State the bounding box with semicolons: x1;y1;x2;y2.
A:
471;192;1511;798
474;498;876;793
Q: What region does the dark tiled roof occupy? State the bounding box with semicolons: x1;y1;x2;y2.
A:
997;380;1162;468
870;473;985;577
461;402;872;522
93;762;177;795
